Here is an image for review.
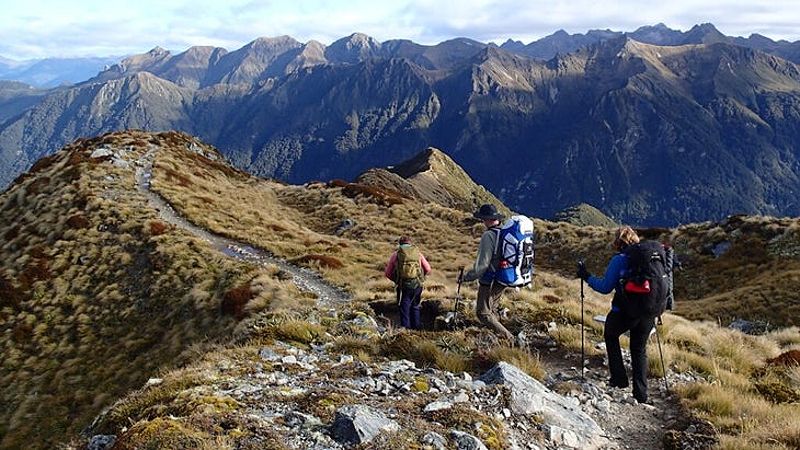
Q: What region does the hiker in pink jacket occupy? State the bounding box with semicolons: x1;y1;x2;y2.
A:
384;236;432;329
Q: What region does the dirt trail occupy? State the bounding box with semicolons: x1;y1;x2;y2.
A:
135;149;350;307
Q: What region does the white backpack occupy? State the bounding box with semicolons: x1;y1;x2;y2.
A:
493;215;535;287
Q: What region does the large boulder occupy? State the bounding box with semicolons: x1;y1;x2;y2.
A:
330;404;400;444
479;362;608;449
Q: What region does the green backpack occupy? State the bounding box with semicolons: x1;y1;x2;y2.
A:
396;244;423;288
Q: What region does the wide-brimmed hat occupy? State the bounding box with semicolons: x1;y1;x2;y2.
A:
472;204;504;221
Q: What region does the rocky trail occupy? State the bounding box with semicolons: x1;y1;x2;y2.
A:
120;147;691;449
135;149;350;307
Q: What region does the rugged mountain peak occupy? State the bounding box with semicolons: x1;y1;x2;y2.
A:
325;32;382;63
247;35;302;49
500;38;526;52
356;147;511;215
286;40;328;71
684;22;727;44
147;46;170;57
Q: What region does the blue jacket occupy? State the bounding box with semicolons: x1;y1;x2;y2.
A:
587;253;629;312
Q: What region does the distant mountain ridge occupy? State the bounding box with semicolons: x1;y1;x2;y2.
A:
0;55;120;87
501;22;800;62
2;24;800;225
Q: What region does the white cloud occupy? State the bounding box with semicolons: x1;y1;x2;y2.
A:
0;0;798;59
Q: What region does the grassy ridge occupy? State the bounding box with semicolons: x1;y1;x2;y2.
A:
0;132;274;448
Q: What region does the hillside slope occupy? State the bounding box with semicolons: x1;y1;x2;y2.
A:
0;132;275;448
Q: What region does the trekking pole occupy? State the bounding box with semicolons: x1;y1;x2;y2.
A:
452;267;464;328
580;275;585;380
655;315;669;392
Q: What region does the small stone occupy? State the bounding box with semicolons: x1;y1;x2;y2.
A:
281;355;298;365
91;148;114;159
453;392;470;403
88;435;116;450
339;354;354;364
259;348;281;362
450;430;488;450
422;431;448;450
502;408;512;418
145;378;163;387
424;401;454;412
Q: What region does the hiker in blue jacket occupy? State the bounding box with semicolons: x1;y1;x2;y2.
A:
577;226;655;404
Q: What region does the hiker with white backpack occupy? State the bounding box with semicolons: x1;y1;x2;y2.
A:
460;204;535;345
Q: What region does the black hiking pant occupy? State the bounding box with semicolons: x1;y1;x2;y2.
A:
398;285;423;329
604;310;655;403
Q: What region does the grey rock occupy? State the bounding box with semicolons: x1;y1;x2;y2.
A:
331;405;400;444
711;240;732;258
88;435;116;450
450;430;488;450
452;392;470;403
90;148;114;159
422;431;448;450
479;362;607;449
334;218;356;235
285;411;322;429
259;347;282;362
543;424;581;449
424;401;453;412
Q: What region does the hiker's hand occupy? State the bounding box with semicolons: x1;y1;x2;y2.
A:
576;261;590;281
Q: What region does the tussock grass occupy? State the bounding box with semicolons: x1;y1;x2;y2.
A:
0;131;274;449
427;405;509;450
478;346;545;380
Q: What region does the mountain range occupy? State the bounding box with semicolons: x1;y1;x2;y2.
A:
501;23;800;62
2;23;800;225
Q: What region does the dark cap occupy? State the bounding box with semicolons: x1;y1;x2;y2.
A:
472;204;504;221
398;236;412;244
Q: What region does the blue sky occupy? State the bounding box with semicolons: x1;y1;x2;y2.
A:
1;0;799;59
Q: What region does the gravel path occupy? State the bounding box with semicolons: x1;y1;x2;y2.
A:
135;149;350;307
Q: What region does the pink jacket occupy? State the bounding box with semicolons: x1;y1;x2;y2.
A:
384;247;432;280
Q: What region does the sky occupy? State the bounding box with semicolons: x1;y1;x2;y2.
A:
1;0;799;60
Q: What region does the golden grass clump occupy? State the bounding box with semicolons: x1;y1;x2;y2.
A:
269;320;327;345
292;254;345;270
427;406;509;450
476;346;545;380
